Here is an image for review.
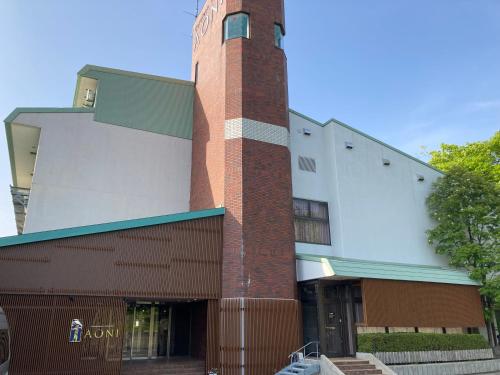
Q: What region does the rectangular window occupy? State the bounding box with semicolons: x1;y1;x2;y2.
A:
293;198;331;245
353;285;364;323
224;13;249;41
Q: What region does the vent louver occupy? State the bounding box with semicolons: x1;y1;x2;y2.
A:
298;156;316;173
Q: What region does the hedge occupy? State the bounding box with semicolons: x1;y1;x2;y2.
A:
357;333;490;353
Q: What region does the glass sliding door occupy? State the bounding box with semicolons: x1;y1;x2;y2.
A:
132;303;151;359
122;302;170;360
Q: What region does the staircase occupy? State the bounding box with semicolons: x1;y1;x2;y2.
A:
121;358;205;375
275;341;321;375
331;358;382;375
275;361;321;375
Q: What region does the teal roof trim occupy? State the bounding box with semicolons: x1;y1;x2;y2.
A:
0;208;225;248
76;65;194;139
5;107;94;126
296;253;478;286
77;65;194;87
289;108;443;174
289;108;326;127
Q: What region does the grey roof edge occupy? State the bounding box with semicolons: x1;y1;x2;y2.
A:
289;108;444;174
0;207;225;248
78;65;195;87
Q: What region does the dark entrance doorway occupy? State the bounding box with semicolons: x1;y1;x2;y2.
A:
299;281;360;358
122;301;207;361
323;285;350;357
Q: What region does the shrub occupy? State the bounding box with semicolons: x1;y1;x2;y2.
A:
357;333;490;353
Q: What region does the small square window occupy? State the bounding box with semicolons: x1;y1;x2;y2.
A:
224;13;249;41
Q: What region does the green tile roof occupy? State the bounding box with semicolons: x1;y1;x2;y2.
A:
75;65;194;139
296;253;478;286
0;208;224;248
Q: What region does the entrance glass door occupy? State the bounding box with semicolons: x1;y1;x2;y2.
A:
122;302;170;360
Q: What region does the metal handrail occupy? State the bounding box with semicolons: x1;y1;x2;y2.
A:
288;341;320;364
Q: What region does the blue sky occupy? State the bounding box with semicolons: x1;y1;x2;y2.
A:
0;0;499;237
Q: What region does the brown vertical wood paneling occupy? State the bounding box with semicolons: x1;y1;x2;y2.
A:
206;299;220;373
362;279;485;327
219;298;300;375
0;294;125;375
220;298;242;375
0;216;223;299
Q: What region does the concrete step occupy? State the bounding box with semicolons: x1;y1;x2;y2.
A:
121;359;205;375
342;370;382;375
337;364;378;371
332;360;370;366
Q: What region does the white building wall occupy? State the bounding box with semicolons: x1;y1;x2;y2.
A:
15;112;191;233
290;111;448;267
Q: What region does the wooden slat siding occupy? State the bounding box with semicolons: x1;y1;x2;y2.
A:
220;299;242;375
0;216;223;299
219;298;300;375
245;299;300;374
362;279;485;327
0;294;125;375
206;299;220;373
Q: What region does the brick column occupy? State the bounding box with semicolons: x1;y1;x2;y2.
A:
191;1;299;373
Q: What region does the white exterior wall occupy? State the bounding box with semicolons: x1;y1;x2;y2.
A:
15;112;191;233
290;111;448;267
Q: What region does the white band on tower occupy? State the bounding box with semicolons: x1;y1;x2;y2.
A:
225;118;290;148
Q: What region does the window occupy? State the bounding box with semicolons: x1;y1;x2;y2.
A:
293;198;331;245
353;285;364;323
274;24;284;49
224;13;249;41
194;62;199;84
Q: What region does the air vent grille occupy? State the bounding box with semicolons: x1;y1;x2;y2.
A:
298;156;316;173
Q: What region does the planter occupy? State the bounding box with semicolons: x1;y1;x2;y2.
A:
375;348;494;365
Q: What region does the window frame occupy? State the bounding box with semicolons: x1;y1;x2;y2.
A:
223;12;250;42
293;198;332;245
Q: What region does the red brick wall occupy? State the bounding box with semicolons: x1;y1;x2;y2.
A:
191;0;296;299
190;0;227;211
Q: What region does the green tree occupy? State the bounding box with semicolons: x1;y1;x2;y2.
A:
426;167;499;317
428;131;499;184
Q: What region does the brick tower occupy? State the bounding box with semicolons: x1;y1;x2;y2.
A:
191;0;300;373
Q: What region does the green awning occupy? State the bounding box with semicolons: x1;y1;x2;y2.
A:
296;254;479;286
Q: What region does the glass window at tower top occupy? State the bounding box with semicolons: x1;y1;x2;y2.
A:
224;13;249;41
275;24;284;49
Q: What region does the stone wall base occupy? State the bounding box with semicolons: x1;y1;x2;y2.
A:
390;359;500;375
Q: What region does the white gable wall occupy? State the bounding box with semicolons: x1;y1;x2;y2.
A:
14;112;191;233
290;111;448;267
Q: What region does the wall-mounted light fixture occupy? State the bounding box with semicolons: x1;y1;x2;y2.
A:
382;159;391;166
345;141;353;149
